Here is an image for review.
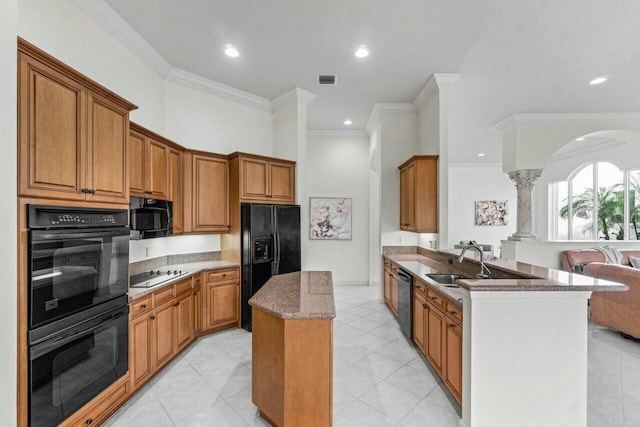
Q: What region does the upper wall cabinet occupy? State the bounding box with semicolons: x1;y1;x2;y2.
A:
129;123;170;200
183;151;229;233
399;155;438;232
229;153;295;205
18;38;137;204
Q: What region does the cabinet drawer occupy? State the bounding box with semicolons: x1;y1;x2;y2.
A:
413;280;427;297
153;286;175;306
207;268;238;283
426;290;445;310
65;374;129;427
445;302;463;323
131;296;152;318
175;278;193;296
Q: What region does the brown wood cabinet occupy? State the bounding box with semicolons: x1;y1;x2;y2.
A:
129;277;195;392
406;272;463;406
59;373;130;427
193;273;202;335
229;152;296;204
129;125;169;200
398;155;438;232
18;38;136;204
183;151;230;233
168;148;183;234
203;267;240;333
383;261;399;316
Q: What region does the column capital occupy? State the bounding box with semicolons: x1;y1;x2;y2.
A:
508;169;543;192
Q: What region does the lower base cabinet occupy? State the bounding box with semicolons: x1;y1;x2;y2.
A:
203;268;240;333
410;275;463;406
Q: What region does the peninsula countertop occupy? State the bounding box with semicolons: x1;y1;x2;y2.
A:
248;271;336;319
384;251;628;294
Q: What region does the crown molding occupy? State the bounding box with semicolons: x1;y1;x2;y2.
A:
166;68;272;112
365;103;416;135
73;0;273;112
271;87;317;113
71;0;172;78
307;129;368;139
414;73;460;112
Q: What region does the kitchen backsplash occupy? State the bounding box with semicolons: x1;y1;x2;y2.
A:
129;251;221;275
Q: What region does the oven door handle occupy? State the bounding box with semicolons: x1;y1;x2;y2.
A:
31;228;130;241
29;309;127;360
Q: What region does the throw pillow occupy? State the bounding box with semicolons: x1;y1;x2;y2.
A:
629;255;640;269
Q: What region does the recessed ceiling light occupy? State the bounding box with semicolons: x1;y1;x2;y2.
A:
589;76;607;85
224;45;239;58
343;119;353;126
477;153;485;157
576;137;585;141
354;46;369;58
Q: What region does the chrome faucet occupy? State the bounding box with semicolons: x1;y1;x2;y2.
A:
458;244;492;279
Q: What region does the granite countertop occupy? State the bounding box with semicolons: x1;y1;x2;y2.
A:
384;254;466;307
128;260;239;301
385;251;628;294
249;271;336;320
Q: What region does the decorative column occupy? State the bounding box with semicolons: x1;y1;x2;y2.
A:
508;169;542;240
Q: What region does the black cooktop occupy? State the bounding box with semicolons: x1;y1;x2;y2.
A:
130;269;190;288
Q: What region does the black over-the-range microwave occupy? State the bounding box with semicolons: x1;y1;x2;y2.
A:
129;196;173;240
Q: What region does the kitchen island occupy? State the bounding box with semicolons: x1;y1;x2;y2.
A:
249;271;335;427
384;248;628;427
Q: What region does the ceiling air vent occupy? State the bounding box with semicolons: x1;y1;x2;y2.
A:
318;74;337;85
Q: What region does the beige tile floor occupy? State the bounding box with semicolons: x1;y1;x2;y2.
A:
104;285;640;426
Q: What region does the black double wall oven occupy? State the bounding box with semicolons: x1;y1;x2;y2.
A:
27;205;130;427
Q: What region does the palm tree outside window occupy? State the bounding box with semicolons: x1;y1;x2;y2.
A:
550;162;640;240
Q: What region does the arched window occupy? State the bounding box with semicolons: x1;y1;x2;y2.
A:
550;162;638;240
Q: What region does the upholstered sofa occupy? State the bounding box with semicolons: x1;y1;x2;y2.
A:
562;249;640;339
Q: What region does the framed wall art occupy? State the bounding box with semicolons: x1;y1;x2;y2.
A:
309;197;352;240
475;200;509;226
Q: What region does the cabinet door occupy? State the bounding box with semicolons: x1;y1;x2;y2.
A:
169;148;183;234
399;168;407;227
129;130;146;196
413;291;426;353
153;301;175;370
147;138;168;199
86;91;129;204
205;282;238;329
426;302;444;376
383;269;391;304
18;53;86;200
175;291;194;352
192;155;229;231
269;161;295;202
130;313;153;390
241;157;269;200
445;320;463;404
390;273;399;316
193;283;201;335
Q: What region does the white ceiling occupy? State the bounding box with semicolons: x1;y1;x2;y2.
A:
103;0;640;163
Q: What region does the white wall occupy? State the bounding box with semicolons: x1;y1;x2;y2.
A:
449;164;516;255
369;124;382;287
164;81;273;155
306;133;370;284
1;1;17;423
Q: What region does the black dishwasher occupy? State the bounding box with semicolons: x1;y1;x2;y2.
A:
397;269;413;339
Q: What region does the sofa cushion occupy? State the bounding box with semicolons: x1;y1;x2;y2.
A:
630;256;640;269
562;248;640;271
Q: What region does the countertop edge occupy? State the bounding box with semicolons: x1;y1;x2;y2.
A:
128;261;240;302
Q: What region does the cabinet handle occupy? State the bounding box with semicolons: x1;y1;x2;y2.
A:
174;302;180;307
150;315;156;320
423;304;429;308
430;296;438;301
222;273;227;277
141;304;147;309
449;323;456;329
85;418;93;425
448;310;457;315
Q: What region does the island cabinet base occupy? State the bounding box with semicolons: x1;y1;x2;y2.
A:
251;307;333;427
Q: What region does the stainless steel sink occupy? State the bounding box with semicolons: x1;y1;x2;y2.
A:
425;274;465;287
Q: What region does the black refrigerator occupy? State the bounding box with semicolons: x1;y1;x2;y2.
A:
241;203;301;330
